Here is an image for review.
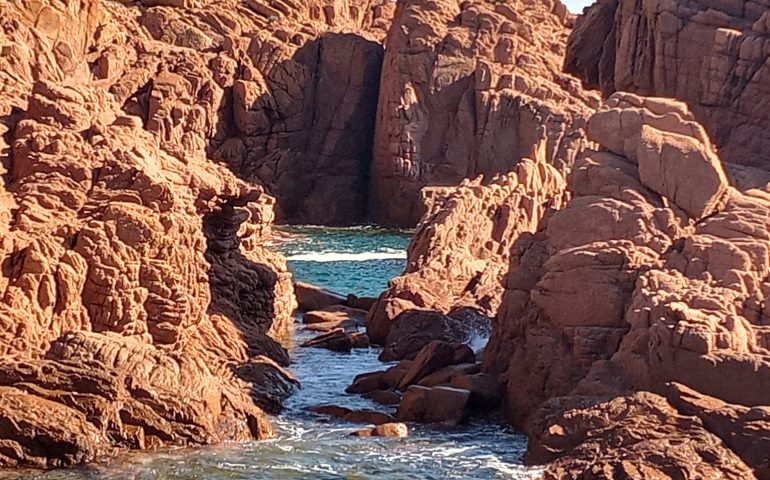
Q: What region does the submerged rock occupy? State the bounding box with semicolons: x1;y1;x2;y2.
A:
301;329;353;353
294;282;347;312
308;405;396;426
351;422;409;438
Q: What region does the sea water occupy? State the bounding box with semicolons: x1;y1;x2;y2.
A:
11;227;537;480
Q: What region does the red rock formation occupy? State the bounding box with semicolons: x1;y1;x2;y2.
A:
565;0;770;174
482;93;770;477
0;0;328;467
367;157;569;344
370;0;598;226
127;0;394;225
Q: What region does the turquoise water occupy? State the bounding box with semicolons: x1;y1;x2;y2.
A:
8;228;536;480
274;226;411;297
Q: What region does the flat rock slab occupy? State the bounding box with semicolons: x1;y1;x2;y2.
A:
308;405;396;425
303;305;368;325
294;282;346;311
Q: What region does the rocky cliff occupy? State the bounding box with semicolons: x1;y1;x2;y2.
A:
380;91;770;477
565;0;770;176
0;0;314;467
365;0;603;340
484;92;770;477
370;0;599;226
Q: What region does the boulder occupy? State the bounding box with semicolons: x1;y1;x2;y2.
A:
396;385;471;426
346;371;388;394
449;373;502;409
294;282;346;311
301;320;359;333
379;310;469;362
351;422;409;438
301;329;352;353
349;333;371;349
398;341;475;390
346;294;378;311
302;305;368;326
381;360;413;389
308;405;396;426
366;390;402;406
417;363;481;388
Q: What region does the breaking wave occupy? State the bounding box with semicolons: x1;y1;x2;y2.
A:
286;251;407;262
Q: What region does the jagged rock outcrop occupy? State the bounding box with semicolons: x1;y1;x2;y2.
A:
370;0;599;226
481;92;770;478
0;0;318;468
367;158;569;344
565;0;770;176
365;0;604;342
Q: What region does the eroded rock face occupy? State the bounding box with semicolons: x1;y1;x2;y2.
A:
565;0;770;173
0;0;322;468
530;392;757;479
367;158;568;344
106;0;390;226
482;93;770;477
370;0;599;226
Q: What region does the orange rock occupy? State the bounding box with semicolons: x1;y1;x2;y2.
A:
351;422;409;438
397;341;475;390
566;0;770;174
294;282;346;311
370;0;598;227
396;385;471;426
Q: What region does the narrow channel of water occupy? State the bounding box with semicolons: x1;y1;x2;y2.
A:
13;227;537;479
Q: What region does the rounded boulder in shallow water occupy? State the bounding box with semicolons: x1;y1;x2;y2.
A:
351;422;409;438
294;282;346;311
397;385;471;426
378;309;468;361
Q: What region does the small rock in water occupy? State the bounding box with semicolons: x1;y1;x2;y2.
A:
349;332;371;349
346;371;388;394
397;385;471;426
301;329;352;352
294;282;346;311
308;405;396;425
351;422;409;438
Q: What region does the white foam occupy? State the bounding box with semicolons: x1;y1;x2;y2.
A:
286;251;407;262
